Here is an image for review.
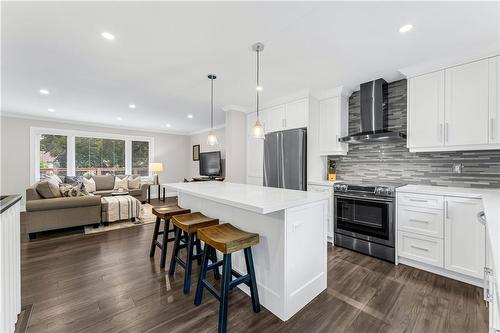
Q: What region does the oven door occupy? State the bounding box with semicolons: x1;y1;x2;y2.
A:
334;194;394;247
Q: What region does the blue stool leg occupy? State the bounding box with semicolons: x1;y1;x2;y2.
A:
219;254;232;333
168;226;182;275
211;247;220;280
195;236;202;266
159;218;170;269
244;247;261;313
149;216;161;257
194;244;211;305
183;233;195;294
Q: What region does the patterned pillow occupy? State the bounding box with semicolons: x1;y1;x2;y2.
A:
128;176;141;189
114;176;128;190
59;182;89;197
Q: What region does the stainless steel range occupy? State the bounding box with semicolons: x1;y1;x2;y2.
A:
333;182;405;263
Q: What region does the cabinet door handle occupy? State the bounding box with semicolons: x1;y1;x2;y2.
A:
411;245;429;252
439;123;443;143
444;123;449;143
490;118;495;140
409;198;427;203
282;119;286;129
409;218;430;224
477;211;486;225
445;200;449;219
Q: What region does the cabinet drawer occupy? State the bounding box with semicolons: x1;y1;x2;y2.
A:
398;193;443;209
398;231;443;267
398;206;444;238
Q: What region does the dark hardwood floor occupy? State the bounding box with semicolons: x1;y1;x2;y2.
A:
20;199;488;332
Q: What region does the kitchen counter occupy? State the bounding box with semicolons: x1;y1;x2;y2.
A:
166;181;328;214
165;181;329;321
398;184;500;294
307;179;338;187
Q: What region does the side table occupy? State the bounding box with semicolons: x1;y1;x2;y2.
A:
147;184;166;203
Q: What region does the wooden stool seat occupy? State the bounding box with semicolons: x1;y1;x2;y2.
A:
171;212;219;233
149;205;190;269
197;223;259;254
152;205;190;219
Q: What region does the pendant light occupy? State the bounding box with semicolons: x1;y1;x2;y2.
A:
207;73;218;146
252;42;265;139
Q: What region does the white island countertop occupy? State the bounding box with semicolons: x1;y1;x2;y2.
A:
165;181;329;214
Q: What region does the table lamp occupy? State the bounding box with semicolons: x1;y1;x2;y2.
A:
151;162;164;185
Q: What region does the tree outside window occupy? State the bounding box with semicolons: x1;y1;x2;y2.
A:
132;141;149;176
39;134;67;177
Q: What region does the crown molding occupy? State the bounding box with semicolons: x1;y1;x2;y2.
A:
0;111;190;136
399;50;500;78
221;105;249;113
188;124;226;136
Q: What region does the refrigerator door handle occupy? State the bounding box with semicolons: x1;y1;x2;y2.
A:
280;132;285;189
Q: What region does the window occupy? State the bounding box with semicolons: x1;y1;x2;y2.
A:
31;127;154;183
39;134;68;177
132;141;149;176
75;137;126;176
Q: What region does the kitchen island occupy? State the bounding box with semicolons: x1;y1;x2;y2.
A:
165;181;329;321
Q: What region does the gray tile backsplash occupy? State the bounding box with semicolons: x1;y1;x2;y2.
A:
331;79;500;188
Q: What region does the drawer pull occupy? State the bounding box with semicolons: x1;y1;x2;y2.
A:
409;218;430;224
410;245;429;252
408;198;428;203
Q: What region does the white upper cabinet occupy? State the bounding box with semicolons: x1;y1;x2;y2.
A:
444;197;485;279
261;105;285;134
445;59;489;147
490;56;500;144
407;56;498;152
318;94;348;155
284;99;308;130
408;70;445;149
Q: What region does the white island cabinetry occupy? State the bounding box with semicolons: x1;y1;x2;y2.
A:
166;181;328;321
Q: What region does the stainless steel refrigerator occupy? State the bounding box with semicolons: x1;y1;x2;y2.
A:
263;128;307;191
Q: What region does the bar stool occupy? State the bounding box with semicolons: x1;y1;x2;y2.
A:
194;223;260;333
150;205;190;269
169;212;219;294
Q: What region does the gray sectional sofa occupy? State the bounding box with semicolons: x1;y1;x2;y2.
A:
25;175;148;239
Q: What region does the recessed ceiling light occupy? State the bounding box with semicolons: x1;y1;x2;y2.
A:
39;89;50;95
101;32;115;41
48;108;55;112
165;123;171;128
128;104;136;109
116;116;122;121
256;85;263;91
187;114;193;119
399;24;413;33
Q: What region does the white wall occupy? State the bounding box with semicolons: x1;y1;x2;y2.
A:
189;127;225;178
224;110;246;183
0;116;191;204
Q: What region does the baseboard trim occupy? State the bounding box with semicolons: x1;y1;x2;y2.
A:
398;256;483;288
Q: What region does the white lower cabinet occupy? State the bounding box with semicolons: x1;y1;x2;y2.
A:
444;197;485;279
307;183;334;242
397;192;485;285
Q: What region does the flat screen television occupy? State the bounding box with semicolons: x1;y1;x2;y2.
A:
199;151;222;177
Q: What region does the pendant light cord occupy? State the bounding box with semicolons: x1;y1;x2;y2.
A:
256;48;260;119
210;77;214;129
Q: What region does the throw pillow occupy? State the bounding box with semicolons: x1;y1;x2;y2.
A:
82;177;96;193
42;174;62;184
35;179;62;198
113;176;128;190
128;175;141;189
64;175;82;185
59;182;89;197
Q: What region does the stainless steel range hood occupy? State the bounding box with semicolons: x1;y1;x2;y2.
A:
339;79;406;144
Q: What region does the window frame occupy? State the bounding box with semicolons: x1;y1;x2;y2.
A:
30;127;154;184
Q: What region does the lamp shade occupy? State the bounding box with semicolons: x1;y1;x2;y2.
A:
151;162;164;173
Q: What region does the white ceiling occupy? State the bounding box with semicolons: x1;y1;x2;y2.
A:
2;1;499;134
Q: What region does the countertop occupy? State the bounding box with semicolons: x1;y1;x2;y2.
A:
0;194;22;214
307;179;338;187
165;181;329;214
397;184;500;291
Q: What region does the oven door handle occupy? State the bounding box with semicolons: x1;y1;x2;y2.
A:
334;194;394;203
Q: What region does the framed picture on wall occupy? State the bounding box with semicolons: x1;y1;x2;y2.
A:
193;144;200;161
